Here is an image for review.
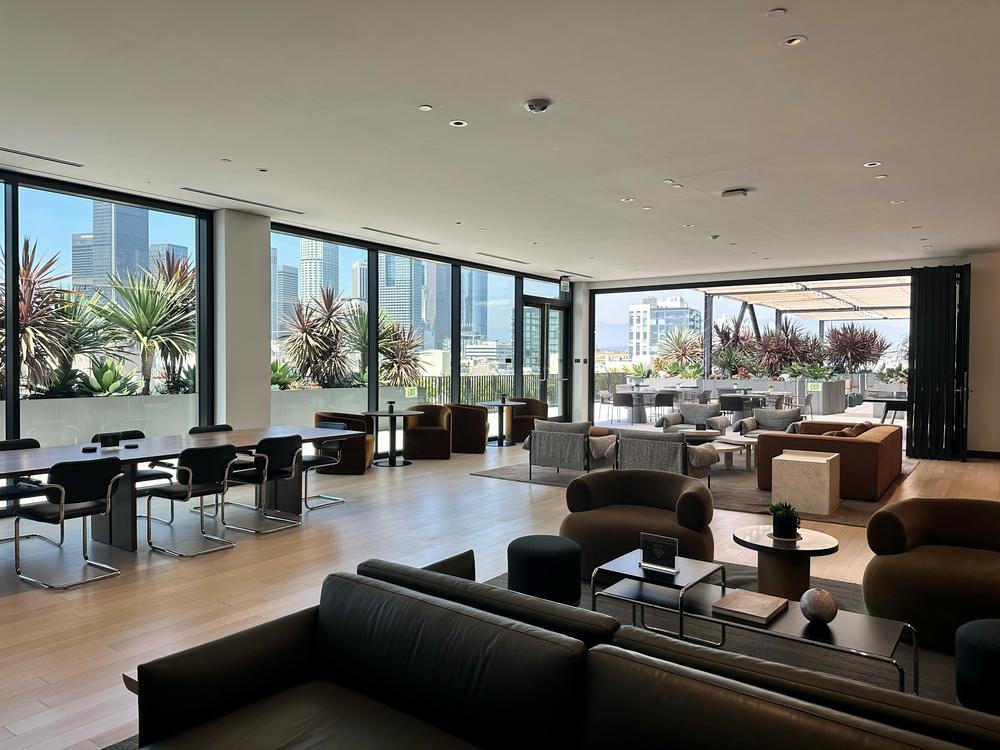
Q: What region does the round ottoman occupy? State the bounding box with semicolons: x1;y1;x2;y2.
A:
956;619;1000;715
507;535;581;605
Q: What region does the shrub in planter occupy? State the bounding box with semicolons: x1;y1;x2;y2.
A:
768;501;801;539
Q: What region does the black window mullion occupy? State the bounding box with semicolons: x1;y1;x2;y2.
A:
450;264;461;403
367;249;379;412
196;215;215;426
514;277;524;397
4;179;19;438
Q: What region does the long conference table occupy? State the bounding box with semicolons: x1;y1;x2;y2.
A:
0;424;364;551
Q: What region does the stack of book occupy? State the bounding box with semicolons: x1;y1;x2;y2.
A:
712;590;787;625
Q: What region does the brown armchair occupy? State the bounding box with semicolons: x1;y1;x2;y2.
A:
403;404;452;460
504;397;549;443
445;403;489;454
313;412;374;474
863;497;1000;651
559;470;715;578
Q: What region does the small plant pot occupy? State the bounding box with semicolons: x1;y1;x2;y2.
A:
772;516;798;539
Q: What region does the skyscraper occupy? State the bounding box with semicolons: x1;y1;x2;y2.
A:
461;268;488;338
378;254;424;332
91;201;149;287
351;260;368;302
270;248;299;339
71;232;94;291
627;296;702;360
299;239;339;302
424;263;451;348
149;243;189;268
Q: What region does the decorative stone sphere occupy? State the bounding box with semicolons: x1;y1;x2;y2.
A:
800;588;838;624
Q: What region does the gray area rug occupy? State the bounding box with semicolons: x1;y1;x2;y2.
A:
471;459;919;528
488;563;955;704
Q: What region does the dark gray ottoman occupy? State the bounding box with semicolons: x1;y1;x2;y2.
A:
507;535;581;605
956;619;1000;715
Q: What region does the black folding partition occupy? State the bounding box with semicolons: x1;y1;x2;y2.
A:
907;264;971;460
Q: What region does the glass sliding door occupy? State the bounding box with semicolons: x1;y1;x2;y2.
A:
522;302;566;418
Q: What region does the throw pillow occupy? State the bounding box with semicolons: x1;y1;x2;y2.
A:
589;434;617;459
589;426;615;437
852;422;871;435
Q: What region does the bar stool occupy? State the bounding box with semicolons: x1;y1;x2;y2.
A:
0;438;51;546
225;435;302;534
13;457;123;590
146;444;239;557
300;422;347;510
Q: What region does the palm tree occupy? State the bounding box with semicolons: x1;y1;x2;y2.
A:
378;324;423;386
0;238;73;390
90;273;196;395
55;293;118;372
654;329;704;371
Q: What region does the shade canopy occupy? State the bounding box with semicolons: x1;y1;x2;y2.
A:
698;276;910;321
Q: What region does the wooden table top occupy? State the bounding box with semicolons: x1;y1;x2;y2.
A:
0;425;364;478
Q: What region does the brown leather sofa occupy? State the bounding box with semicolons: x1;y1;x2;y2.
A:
559;470;714;577
757;421;902;501
402;404;452;459
313;412;374;474
444;403;489;453
503;396;548;443
864;497;1000;652
135;563;996;749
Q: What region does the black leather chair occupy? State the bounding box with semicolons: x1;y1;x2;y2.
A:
225;435;302;534
14;457;123;590
0;438;48;545
300;422;347;510
92;430;173;492
189;424;234;434
612;392;632;424
146;445;239;558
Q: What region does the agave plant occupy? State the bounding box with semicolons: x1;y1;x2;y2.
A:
378;324;423;386
270;360;299;390
655;329;704;370
712;321;753;355
160;363;197;394
81;358;140;396
713;347;749;378
55;293;119;372
281;292;355;387
90;273;196;394
825;323;889;373
31;366;86;398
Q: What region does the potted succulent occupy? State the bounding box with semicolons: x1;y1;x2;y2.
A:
768;502;801;539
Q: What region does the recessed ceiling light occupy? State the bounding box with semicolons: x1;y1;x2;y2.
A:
920;237;928;241
672;184;685;189
780;35;807;47
766;8;787;18
220;158;232;163
620;197;635;202
418;104;433;112
449;120;468;127
863;161;882;168
682;223;694;228
455;221;463;225
641;206;652;210
889;200;906;205
752;251;759;255
911;225;923;229
663;178;677;184
479;228;487;232
874;174;888;179
257;167;269;173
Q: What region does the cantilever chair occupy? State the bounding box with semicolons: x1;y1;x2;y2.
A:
182;424;253;518
300;421;348;510
224;435;302;534
146;444;239;557
13;457;124;590
0;438;47;545
92;430;173;491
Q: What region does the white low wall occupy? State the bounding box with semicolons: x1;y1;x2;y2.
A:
20;394;198;445
270;388;368;426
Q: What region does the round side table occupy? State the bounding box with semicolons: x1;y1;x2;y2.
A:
478;401;525;447
733;524;838;600
362;409;423;467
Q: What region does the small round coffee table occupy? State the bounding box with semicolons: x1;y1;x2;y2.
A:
362;409;424;467
478;400;525;447
732;525;839;600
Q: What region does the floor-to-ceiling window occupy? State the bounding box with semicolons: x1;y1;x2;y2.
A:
268;229;369;425
375;252;452;450
460;267;514;436
14;182;207;444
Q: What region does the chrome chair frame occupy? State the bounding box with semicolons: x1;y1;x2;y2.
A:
14;474;124;590
0;478;59;547
302;427;348;510
223;449;302;534
146;459;238;558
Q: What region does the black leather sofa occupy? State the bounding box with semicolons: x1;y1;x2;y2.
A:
136;561;1000;749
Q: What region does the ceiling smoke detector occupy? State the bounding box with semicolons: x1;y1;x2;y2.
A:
523;98;552;113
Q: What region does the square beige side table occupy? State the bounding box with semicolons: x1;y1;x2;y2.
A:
772;450;841;515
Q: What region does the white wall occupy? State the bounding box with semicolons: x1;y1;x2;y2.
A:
969;251;1000;453
214;209;272;428
21;394;197;446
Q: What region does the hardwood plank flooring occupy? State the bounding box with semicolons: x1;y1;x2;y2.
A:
0;447;996;748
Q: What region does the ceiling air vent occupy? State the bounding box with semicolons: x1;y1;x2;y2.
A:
476;252;529;265
181;187;304;214
554;268;595;279
361;227;439;245
0;146;83;167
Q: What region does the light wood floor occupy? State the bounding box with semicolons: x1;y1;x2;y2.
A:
0;449;997;749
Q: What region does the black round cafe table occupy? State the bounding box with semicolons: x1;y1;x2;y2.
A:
362;409;423;467
477;401;525;447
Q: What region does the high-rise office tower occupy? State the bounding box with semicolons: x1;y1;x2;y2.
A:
461;268;488;338
627;296;703;360
149;243;189;268
91;201;149;287
299;239;339;302
424;263;452;348
351;260;368;302
378;254;424;332
270;248;300;339
71;232;94;291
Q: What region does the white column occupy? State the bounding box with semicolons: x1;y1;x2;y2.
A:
214;209;271;428
571;281;590;421
969;250;1000;452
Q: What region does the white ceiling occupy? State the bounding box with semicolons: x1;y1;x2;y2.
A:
2;0;999;281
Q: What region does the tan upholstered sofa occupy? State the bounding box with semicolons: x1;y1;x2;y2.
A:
757;421;902;501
